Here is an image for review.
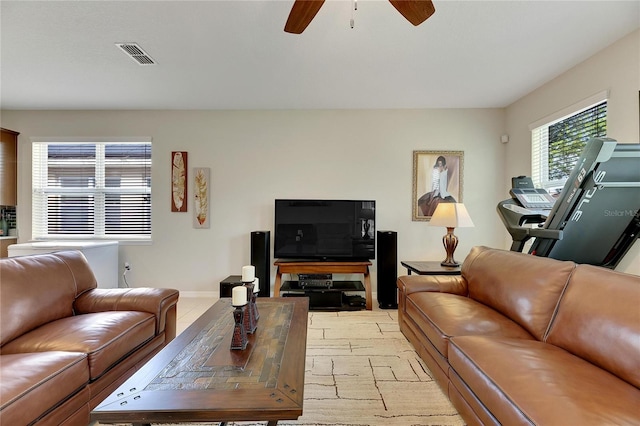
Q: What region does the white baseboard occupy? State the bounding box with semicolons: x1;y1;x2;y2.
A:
179;291;219;299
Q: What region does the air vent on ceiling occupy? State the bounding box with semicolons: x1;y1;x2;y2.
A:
116;43;156;66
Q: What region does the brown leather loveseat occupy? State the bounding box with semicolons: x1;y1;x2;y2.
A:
397;245;639;425
0;250;180;425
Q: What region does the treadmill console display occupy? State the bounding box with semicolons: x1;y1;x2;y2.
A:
509;188;556;210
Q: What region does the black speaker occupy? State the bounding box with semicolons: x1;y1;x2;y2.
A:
377;230;398;309
251;231;271;298
219;275;243;297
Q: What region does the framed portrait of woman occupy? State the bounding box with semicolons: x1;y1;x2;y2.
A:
412;150;464;221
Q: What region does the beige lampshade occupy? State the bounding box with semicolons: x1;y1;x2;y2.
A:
429;203;474;228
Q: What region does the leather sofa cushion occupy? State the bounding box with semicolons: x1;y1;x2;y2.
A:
1;311;155;380
1;251;98;347
75;287;181;336
397;274;468;297
0;351;89;425
546;264;640;388
462;246;575;340
449;335;640;425
1;254;77;346
406;292;534;358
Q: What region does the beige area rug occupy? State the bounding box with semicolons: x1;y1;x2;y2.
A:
105;309;465;426
278;309;464;426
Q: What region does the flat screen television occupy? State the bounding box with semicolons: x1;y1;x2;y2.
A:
274;199;376;260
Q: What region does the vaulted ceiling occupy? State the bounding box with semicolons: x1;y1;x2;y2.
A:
1;1;638;110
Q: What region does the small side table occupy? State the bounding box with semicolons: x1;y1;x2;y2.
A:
401;261;461;276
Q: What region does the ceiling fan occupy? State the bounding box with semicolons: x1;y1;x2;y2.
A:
284;0;435;34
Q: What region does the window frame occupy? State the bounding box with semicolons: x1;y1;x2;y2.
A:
31;137;152;242
529;91;608;192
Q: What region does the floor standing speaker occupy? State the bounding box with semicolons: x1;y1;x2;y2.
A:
377;230;398;309
251;231;271;298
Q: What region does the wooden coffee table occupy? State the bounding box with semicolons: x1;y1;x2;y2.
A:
91;297;309;426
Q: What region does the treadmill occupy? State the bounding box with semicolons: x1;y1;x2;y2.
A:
498;138;640;268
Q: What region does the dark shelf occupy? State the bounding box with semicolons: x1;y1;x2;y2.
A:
281;281;366;310
281;280;365;292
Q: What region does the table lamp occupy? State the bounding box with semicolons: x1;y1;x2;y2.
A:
429;203;474;267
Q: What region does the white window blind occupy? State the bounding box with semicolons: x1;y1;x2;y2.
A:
32;140;152;240
531;97;607;192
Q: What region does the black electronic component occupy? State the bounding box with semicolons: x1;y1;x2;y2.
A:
377;230;398;309
274;199;376;261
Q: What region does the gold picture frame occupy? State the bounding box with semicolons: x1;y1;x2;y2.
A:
412;150;464;221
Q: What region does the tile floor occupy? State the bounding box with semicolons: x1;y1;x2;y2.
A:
175;296;220;335
176;295;388;334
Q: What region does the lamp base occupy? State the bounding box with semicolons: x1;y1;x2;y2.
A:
441;227;459;267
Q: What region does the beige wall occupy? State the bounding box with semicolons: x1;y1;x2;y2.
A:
505;29;640;274
2;109;507;293
2;29;638;292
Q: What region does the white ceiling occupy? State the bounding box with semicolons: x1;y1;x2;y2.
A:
1;0;638;110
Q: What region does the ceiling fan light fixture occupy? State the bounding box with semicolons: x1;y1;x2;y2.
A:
285;0;435;34
351;0;357;29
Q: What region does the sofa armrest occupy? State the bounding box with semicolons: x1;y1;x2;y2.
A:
74;288;179;339
397;274;468;296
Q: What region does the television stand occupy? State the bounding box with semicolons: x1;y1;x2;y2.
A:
273;260;372;310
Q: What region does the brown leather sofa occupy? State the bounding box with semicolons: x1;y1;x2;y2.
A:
0;250;180;425
397;245;640;425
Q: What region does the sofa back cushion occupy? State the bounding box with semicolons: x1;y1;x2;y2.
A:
56;250;100;296
546;264;640;388
462;246;576;341
0;251;97;347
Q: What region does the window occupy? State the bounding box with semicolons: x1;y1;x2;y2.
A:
530;93;607;193
32;139;152;240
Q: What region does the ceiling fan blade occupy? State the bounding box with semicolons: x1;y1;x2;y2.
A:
284;0;326;34
389;0;435;26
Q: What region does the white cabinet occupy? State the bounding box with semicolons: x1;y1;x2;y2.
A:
8;241;119;288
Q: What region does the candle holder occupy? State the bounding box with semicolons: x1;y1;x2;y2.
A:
243;282;257;334
252;286;260;321
230;304;248;350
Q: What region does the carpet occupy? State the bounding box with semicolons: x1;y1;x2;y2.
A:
280;309;464;426
102;309;464;426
